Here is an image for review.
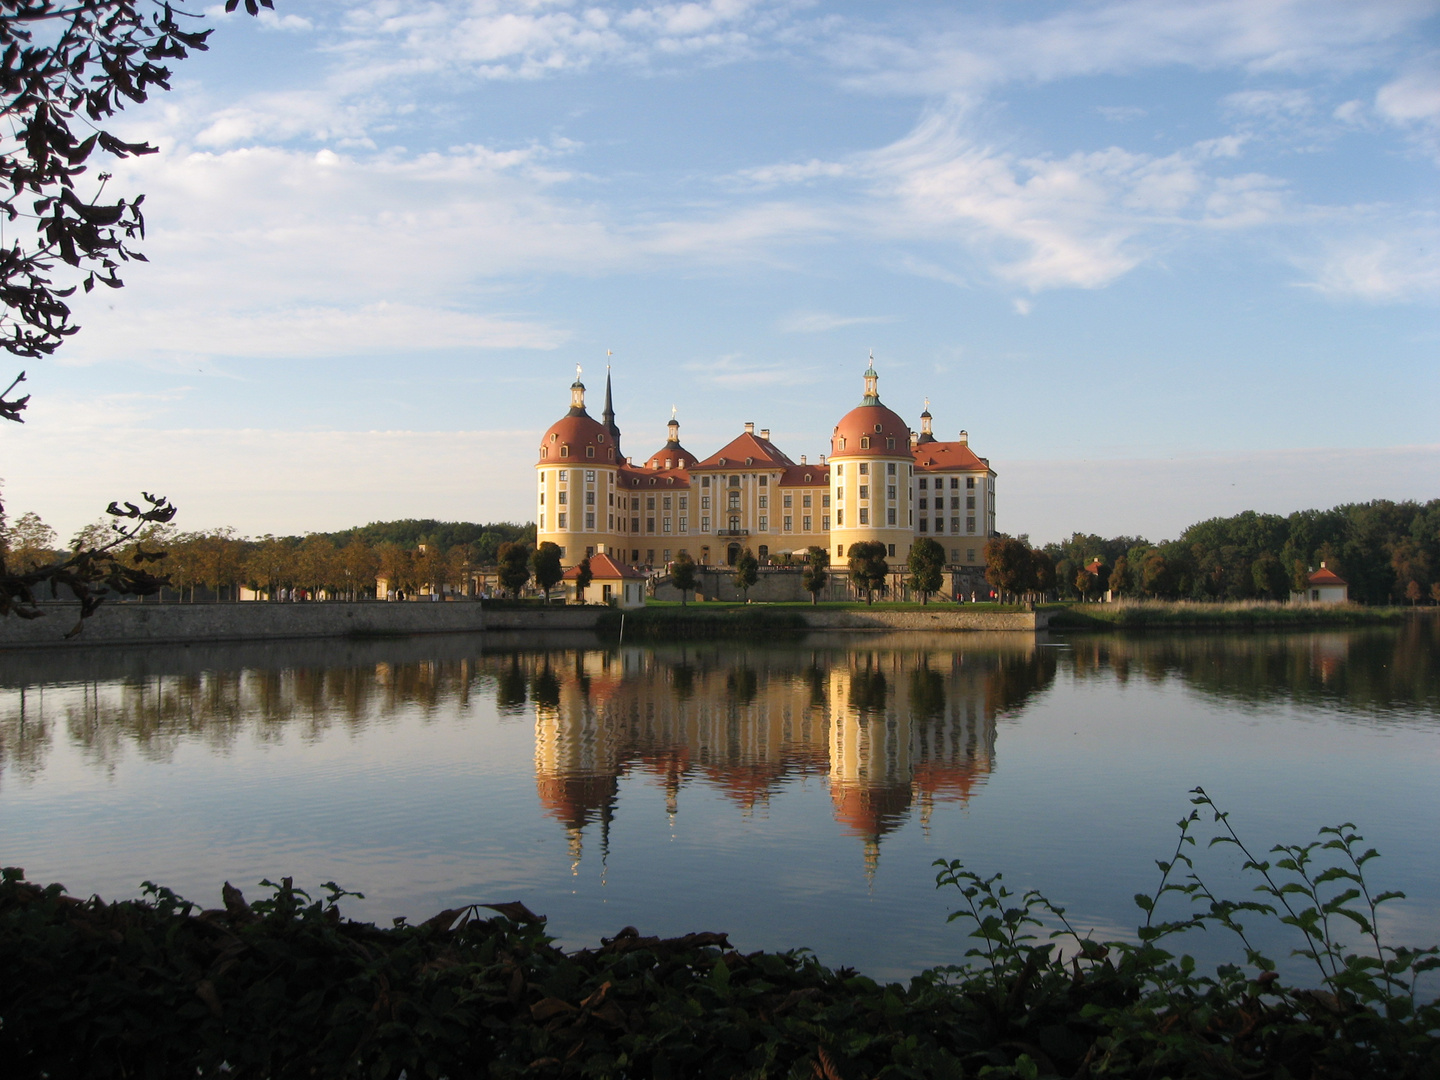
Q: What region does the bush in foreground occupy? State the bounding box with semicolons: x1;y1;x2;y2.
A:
1;790;1435;1078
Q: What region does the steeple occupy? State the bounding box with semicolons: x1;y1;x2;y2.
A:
602;365;620;444
861;352;880;406
568;364;588;417
666;405;680;447
917;398;936;444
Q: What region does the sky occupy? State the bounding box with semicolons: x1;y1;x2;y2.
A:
3;0;1438;546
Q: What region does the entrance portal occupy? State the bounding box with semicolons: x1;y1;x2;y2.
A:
726;543;741;566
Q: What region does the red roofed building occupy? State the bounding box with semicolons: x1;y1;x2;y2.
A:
536;359;998;576
1292;563;1349;605
563;551;647;607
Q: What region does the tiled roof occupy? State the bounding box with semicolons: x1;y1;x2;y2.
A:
562;552;646;580
693;431;794;470
1307;567;1347;586
914;440;991;472
777;463;830;486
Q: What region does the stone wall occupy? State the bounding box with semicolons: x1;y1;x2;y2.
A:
0;600;603;650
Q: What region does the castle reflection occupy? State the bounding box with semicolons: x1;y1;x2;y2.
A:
527;634;1055;871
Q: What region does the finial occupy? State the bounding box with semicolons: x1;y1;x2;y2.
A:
671;404;677;420
924;396;930;410
576;362;582;379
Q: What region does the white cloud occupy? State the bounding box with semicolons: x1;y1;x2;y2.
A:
1301;228;1440;303
1012;298;1032;315
685;354;817;388
778;311;894;333
1375;64;1440;123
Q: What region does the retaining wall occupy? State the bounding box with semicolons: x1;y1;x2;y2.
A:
800;608;1047;631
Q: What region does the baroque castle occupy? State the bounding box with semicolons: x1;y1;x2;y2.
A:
536;360;996;571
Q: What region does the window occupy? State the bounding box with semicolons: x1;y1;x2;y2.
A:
887;485;896;500
647;518;656;533
836;464;843;476
608;492;614;506
822;494;830;507
679;518;688;533
585;512;595;528
885;437;895;449
919;478;928;490
631;517;640;532
557;491;568;505
729;476;740;487
887;544;895;557
951;497;960;510
837;544;844;557
663;519;672;533
933;518;943;533
758;495;768;509
729;492;740;510
608;514;614;529
859;463;869;475
967;496;976;509
585;446;594;458
802;494;811;508
836;509;844;525
802;516;811;531
888;508;897;525
951;549;960;562
783;494;792;508
784;516;792;531
967;477;975;489
967;517;976;533
558;470;568;481
919;518;928;532
701;516;711;531
968;548;977;562
950;478;959;489
874;424;883;433
758;545;768;561
887;463;896;475
662;496;672;510
859;484;869;500
561;445;569;457
758;516;768;531
647;550;655;563
586;546;594;557
663;550;671;562
586;470;595;482
919;498;927;510
647;496;656;510
835;487;844;501
860;436;870;449
701;496;711;510
729;515;740;531
631;497;640;510
759;475;768;487
702;476;710;488
539;492;545;504
859;508;869;525
679;496;688;510
823;515;830;530
585;491;595;505
951;517;960;533
558;513;567;528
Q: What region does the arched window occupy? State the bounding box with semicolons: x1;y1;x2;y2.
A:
561;445;570;458
860;436;870;449
586;446;594;458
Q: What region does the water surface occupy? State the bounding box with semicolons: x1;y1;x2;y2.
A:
2;624;1437;983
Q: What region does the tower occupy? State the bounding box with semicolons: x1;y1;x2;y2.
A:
828;360;915;568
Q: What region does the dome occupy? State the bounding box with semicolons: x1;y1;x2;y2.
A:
539;413;616;463
830;403;911;458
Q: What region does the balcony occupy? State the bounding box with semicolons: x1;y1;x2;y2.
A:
714;529;750;537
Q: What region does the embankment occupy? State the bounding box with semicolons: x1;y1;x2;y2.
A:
1048;601;1416;630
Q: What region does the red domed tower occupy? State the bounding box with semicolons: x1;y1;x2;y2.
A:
536;367;624;568
828;358;915;564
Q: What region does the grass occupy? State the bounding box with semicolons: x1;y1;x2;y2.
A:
3;791;1435;1078
1047;600;1414;630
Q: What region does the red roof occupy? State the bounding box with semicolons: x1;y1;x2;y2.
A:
643;440;702;471
913;440;991;473
1307;567;1347;586
562;552;646;580
539;413;619;463
777;463;830;486
830;403;911;459
693;430;794;470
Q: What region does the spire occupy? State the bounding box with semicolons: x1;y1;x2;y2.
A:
568;365;588;417
861;355;880;406
666;406;680;446
602;362;620;444
917;399;936;444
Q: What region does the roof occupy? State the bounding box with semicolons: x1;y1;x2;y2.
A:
643;438;702;471
617;464;691;489
1307;567;1347;586
830;402;911;459
693;430;795;470
777;463;830;486
913;439;992;473
562;552;647;580
539;412;619;463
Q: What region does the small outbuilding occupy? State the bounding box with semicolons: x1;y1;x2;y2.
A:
565;552;648;608
1292;563;1349;605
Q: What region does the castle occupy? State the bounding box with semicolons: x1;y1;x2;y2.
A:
536;360;996;572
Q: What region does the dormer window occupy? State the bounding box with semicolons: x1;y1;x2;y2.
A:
885;437;895;450
746;457;754;466
679;458;687;468
586;446;595;458
597;433;605;442
561;445;570;457
804;473;811;482
874;424;883;433
860;436;870;449
718;458;726;466
551;433;558;441
541;447;547;458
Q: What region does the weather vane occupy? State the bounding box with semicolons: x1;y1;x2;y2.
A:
671;404;677;420
575;362;582;379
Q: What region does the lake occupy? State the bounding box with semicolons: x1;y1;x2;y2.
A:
2;623;1437;985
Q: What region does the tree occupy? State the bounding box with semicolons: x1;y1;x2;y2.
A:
1108;556;1131;599
531;542;564;602
244;536;290;601
733;548;759;601
496;541;532;598
671;551;697;606
0;2;269;632
983;536;1031;602
573;557;593;603
1405;579;1422;606
801;545;829;605
1431;582;1440;606
847;541;888;605
339;539;378;601
1140;550;1173;598
3;511;58;569
1251;551;1289;601
1029;548;1055;600
907;537;945;604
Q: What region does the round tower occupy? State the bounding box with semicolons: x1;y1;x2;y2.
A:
537;366;623;568
828;359;914;567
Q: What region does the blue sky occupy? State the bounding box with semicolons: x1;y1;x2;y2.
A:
5;0;1438;544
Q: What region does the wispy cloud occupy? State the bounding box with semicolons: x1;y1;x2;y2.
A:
778;311;895;333
686;354;818;388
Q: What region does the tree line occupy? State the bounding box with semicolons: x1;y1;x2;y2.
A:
0;514;534;601
986;499;1440;605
